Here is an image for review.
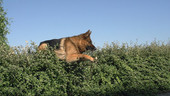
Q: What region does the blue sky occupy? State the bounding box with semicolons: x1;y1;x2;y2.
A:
3;0;170;47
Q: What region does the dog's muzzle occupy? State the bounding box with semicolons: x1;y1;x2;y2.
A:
86;46;96;51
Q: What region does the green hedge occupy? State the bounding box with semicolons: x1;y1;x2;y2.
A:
0;41;170;96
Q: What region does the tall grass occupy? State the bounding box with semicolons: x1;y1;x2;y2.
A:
0;41;170;96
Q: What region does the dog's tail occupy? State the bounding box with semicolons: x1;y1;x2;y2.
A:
38;43;47;50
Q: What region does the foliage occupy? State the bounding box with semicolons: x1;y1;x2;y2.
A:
0;0;10;46
0;41;170;96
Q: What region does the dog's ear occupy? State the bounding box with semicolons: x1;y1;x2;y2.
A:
84;30;91;38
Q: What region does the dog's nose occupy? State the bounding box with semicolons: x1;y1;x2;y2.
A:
93;47;97;51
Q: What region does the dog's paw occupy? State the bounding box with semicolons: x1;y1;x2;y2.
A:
91;57;98;63
90;57;95;62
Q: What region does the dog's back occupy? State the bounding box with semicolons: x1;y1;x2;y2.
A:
39;39;62;49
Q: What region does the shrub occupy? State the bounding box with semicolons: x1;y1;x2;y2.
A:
0;41;170;96
0;0;10;46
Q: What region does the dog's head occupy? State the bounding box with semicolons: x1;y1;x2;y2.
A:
78;30;96;53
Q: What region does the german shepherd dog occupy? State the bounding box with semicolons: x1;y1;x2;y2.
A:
38;30;96;62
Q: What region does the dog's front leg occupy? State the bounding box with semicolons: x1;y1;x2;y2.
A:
66;54;94;62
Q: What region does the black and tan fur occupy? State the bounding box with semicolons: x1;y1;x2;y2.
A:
38;30;96;62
